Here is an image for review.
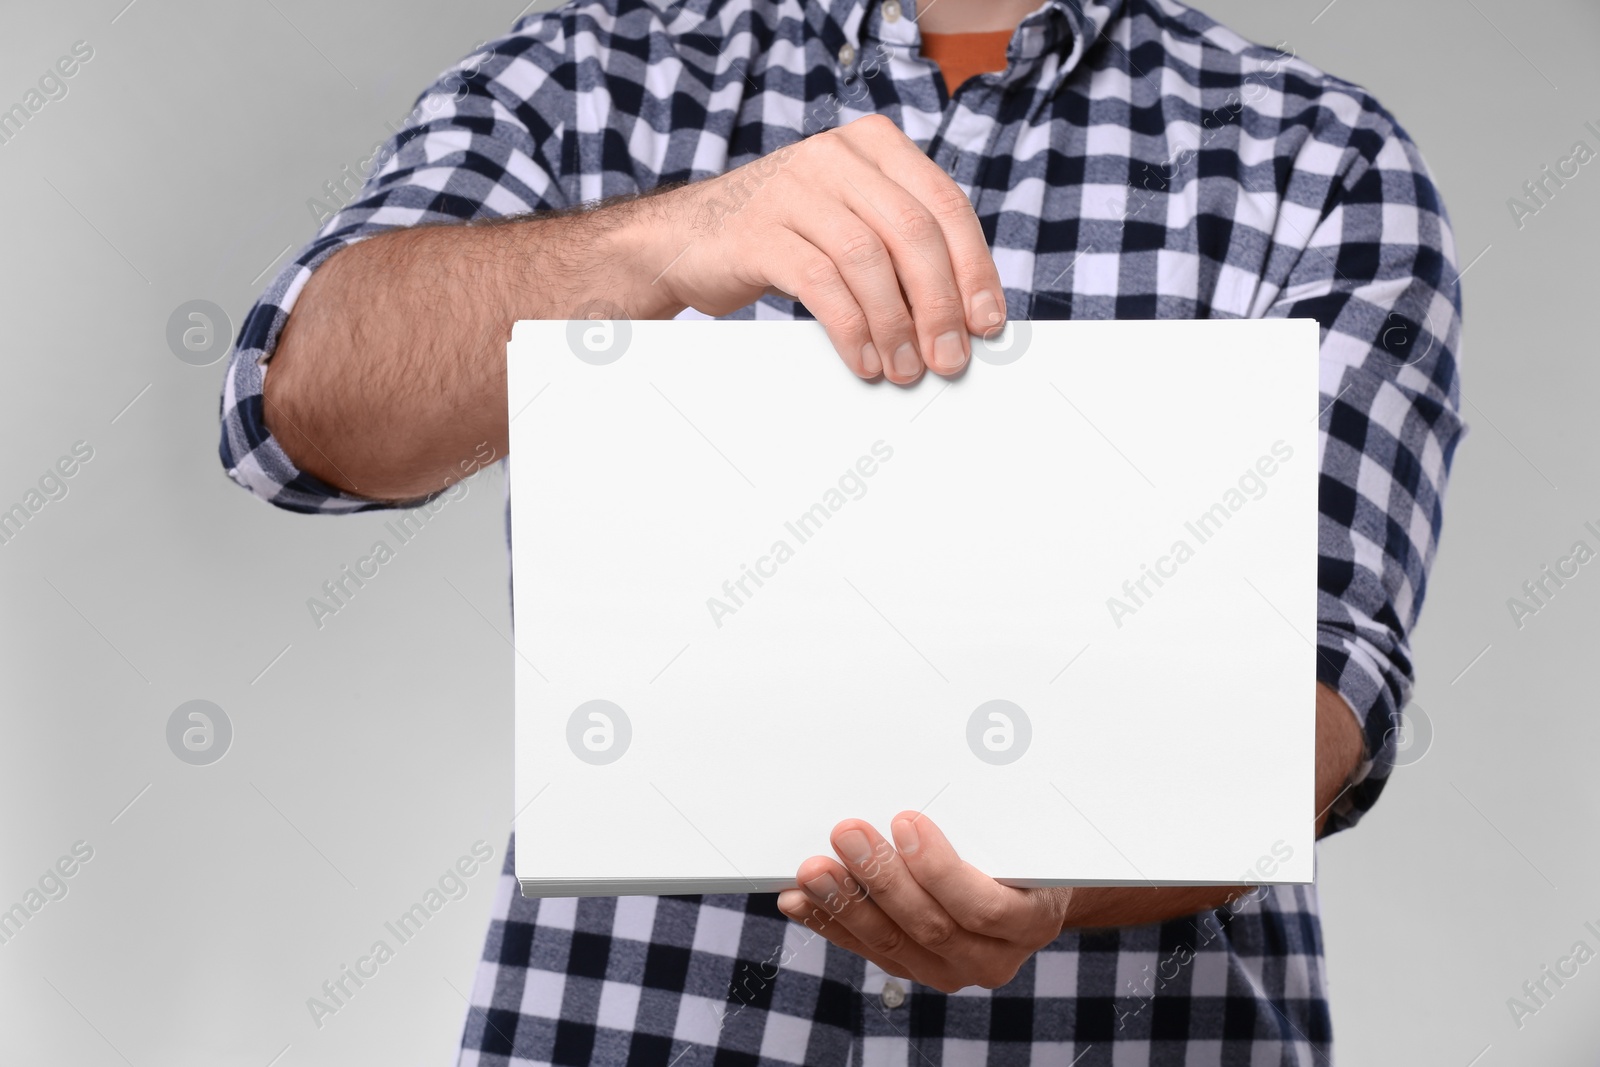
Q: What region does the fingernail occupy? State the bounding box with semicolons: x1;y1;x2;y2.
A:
836;828;873;866
804;872;842;904
891;818;920;856
934;331;966;371
861;342;881;376
893;341;921;378
971;290;1004;330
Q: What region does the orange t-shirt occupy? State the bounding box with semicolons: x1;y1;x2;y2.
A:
919;29;1013;94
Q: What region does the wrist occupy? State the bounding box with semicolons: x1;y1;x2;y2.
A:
594;190;694;321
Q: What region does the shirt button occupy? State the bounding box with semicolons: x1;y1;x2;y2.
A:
881;980;906;1008
882;0;902;21
838;42;857;68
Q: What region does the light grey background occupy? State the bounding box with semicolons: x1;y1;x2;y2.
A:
0;0;1593;1064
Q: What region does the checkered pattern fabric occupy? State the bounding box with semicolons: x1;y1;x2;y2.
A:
217;0;1464;1060
463;838;1331;1065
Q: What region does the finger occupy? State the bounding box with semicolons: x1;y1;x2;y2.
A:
791;853;953;978
828;821;1002;961
779;190;923;384
811;124;971;375
830;166;973;376
775;888;917;981
890;812;1060;943
839;116;1007;340
758;230;879;379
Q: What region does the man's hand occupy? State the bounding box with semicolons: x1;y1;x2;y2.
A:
775;683;1367;989
646;113;1007;384
268;113;1003;499
774;813;1072;994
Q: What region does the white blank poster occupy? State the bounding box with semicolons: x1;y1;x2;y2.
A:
507;318;1320;897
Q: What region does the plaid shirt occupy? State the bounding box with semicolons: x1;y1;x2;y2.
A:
218;0;1464;1060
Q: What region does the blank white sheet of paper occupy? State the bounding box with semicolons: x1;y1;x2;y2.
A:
507;317;1320;897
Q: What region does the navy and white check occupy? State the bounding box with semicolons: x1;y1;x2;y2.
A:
218;0;1464;1060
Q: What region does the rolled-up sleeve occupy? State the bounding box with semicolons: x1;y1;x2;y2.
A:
1266;92;1465;833
217;14;571;514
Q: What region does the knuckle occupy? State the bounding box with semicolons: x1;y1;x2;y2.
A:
821;898;862;923
912;292;965;325
891;204;938;243
838;230;889;270
963;898;1010;936
950;248;998;283
829;311;871;342
809;128;855;163
851;112;896;136
855;864;893;897
910;914;959;951
869;923;909;957
926;183;976;220
837;878;870;910
977;962;1020;989
861;303;913;338
866;853;911;894
800;256;843;292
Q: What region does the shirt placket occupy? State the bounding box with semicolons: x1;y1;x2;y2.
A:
856;960;919;1066
887;3;1062;320
864;0;1007;191
846;0;939;142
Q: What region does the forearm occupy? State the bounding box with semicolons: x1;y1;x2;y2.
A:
1063;681;1364;930
262;195;688;501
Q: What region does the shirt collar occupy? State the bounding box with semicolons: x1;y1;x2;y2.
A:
819;0;1126;97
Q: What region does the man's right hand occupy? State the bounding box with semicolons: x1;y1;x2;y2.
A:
264;116;1004;501
644;114;1008;384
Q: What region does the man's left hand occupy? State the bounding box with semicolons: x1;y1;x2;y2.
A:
774;812;1072;994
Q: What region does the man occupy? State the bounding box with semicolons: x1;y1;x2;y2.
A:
218;0;1463;1059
